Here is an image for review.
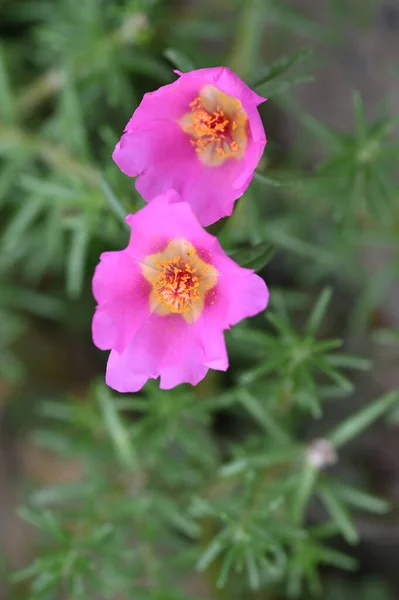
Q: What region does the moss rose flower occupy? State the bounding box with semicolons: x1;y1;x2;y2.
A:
113;67;266;226
92;191;269;392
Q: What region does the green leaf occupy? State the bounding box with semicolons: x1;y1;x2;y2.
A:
253;170;300;187
229;325;273;349
267;3;323;39
228;242;275;271
238;357;282;384
237;389;290;444
328;390;399;447
197;534;225;572
229;0;265;77
2;197;44;252
334;484;389;514
247;47;313;89
0;286;64;319
31;570;60;594
99;176;128;225
0;45;16;123
59;68;89;158
158;498;200;539
318;547;357;570
373;327;399;345
9;560;42;584
126;52;173;82
353;91;367;144
258;73;314;97
17;507;64;540
66;218;89;298
301;114;343;150
316;358;354;392
219;448;295;478
96;383;138;470
305;287;332;335
30;483;88;507
263;224;335;266
216;549;236;589
163;48;195;73
319;485;359;544
292;460;318;525
245;549;261;589
325;354;371;371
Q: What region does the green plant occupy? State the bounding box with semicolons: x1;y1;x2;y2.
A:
1;1;398;599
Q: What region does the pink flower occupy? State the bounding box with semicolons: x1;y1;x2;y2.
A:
92;191;269;392
113;67;266;227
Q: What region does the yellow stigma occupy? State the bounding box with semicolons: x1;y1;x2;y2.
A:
141;239;218;323
179;85;248;167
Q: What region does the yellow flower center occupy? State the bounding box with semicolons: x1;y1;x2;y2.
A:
179;85;248;167
154;255;200;313
141;239;218;323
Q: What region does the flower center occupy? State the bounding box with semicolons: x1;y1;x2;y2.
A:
179;85;248;167
142;238;218;323
154;255;201;313
188;100;236;155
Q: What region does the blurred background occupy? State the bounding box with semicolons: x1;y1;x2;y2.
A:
1;0;399;598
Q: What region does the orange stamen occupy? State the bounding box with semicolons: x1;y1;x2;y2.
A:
182;95;241;158
154;256;201;313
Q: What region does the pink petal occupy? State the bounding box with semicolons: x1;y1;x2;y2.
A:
125;192;212;259
106;351;149;393
208;240;270;327
105;314;211;392
174;67;267;107
113;120;187;179
125;75;204;128
226;270;269;326
92;251;152;354
194;308;229;371
160;363;209;390
135;147;262;227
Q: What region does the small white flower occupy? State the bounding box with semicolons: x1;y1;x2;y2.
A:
307;438;337;469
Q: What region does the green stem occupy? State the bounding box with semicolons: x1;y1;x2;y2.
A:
229;0;265;78
292;460;318;526
200;518;230;600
